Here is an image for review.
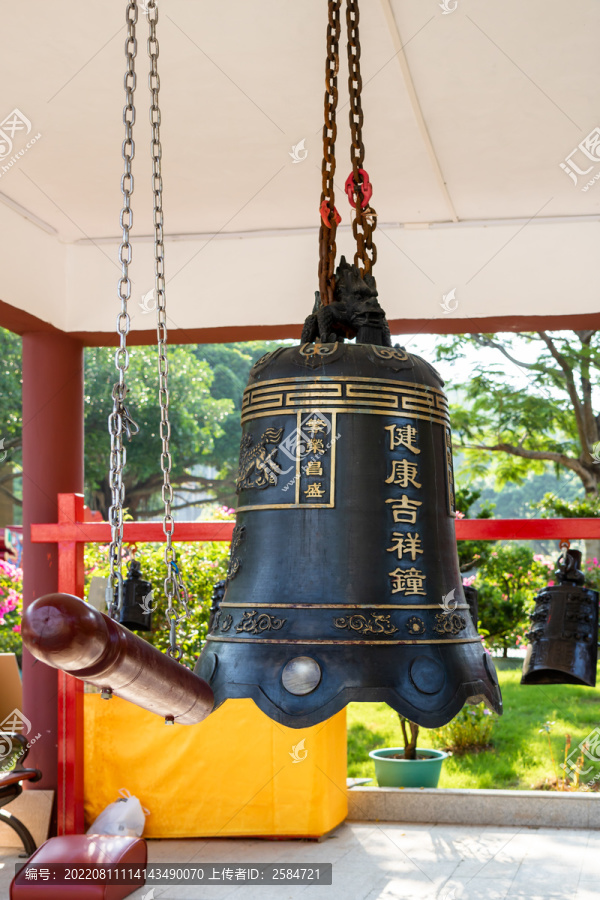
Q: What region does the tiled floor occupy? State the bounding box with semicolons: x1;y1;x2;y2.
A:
1;822;597;899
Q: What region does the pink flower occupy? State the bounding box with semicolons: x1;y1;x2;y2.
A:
455;511;465;519
462;575;476;587
547;581;555;587
533;554;544;562
12;624;21;634
594;558;598;566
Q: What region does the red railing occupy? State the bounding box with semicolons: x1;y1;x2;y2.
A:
30;493;600;834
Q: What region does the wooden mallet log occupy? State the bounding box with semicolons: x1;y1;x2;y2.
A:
22;593;214;724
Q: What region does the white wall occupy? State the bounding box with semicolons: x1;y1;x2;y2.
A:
3;215;600;336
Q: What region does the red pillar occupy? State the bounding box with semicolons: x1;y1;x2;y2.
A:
21;332;84;792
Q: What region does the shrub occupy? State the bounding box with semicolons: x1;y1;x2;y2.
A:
84;507;234;668
583;557;600;592
430;703;498;755
0;559;23;654
474;543;551;656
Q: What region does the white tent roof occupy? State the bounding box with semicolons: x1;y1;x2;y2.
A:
1;0;599;341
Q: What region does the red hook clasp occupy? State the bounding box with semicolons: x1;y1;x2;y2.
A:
345;168;373;208
320;200;341;228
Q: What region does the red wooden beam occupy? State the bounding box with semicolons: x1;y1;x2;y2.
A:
31;521;236;544
32;518;600;545
454;518;600;540
5;297;600;345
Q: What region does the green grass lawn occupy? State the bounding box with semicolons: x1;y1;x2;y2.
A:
347;660;600;790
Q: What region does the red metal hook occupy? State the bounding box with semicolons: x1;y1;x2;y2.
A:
320;200;341;228
345;169;373;208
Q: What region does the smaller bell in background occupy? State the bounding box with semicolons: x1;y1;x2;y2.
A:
118;559;154;633
521;548;599;687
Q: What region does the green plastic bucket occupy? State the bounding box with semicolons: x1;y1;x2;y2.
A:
368;747;448;788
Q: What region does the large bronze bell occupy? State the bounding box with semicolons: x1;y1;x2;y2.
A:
195;259;502;727
521;549;599;687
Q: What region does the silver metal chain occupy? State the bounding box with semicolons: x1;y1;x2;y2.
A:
147;0;188;659
107;1;140;619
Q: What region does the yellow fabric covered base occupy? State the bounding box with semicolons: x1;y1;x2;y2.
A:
83;695;347;839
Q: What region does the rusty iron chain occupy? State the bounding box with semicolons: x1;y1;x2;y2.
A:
318;0;377;301
318;0;341;307
147;0;189;660
346;0;377;275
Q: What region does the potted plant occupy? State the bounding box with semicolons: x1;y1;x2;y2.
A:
368;714;448;788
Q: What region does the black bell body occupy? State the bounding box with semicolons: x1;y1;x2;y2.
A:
522;549;598;687
118;559;153;632
195;341;502;727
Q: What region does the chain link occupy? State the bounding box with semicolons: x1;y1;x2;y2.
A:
318;0;342;307
147;0;188;659
346;0;377;275
107;1;140;619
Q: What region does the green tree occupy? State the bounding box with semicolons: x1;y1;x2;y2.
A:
437;331;600;496
85;341;283;516
84;346;234;518
0;331;281;518
192;341;281;504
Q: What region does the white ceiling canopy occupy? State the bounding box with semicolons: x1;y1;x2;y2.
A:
1;0;599;341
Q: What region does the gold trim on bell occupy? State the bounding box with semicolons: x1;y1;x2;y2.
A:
219;602;471;610
206;635;482;646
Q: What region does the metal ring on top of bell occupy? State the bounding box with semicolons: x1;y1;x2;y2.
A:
521;548;599;687
193;258;503;728
118;559;154;633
